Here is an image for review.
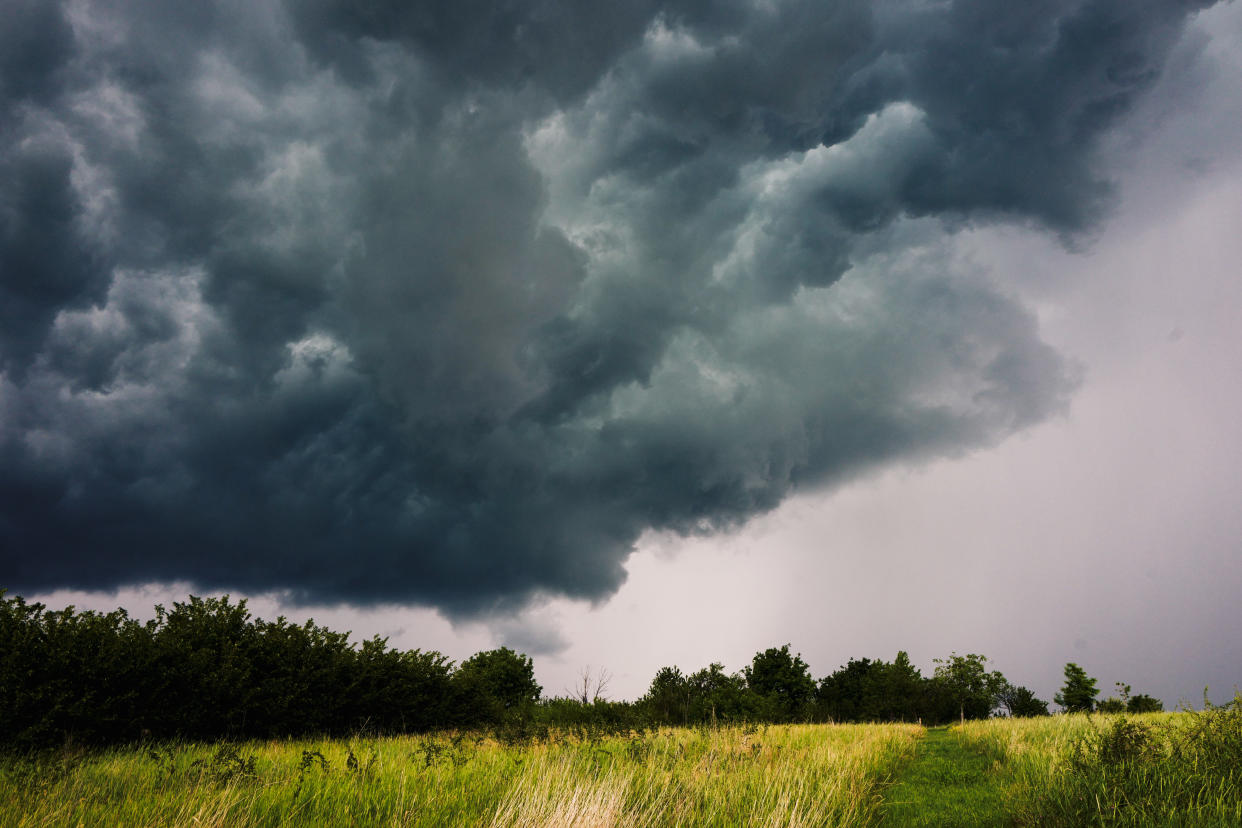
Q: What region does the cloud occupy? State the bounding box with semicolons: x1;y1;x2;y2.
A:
491;612;573;659
0;0;1216;614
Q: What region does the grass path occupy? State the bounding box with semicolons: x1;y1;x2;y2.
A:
878;726;1012;827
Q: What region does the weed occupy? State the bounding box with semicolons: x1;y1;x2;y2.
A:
954;699;1242;826
291;748;329;803
188;743;258;785
415;738;445;768
344;746;378;776
625;733;651;763
147;747;178;781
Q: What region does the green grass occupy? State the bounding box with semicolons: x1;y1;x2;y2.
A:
0;723;920;827
3;707;1239;827
879;726;1010;827
953;704;1242;827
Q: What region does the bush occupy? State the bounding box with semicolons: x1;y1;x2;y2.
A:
1036;695;1242;825
0;590;517;749
1095;697;1127;714
1126;694;1162;714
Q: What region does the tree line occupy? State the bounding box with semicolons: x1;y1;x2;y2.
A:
0;591;1158;750
643;648;1052;727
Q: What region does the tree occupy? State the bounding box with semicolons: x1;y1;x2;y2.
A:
745;645;816;722
642;666;689;725
816;658;881;722
686;663;754;723
815;653;927;723
1127;693;1163;714
998;683;1050;717
880;651;927;722
350;637;454;732
1053;663;1099;713
455;647;541;711
1108;682;1163;714
151;595;259;739
567;665;612;704
1096;681;1129;713
932;653;1006;722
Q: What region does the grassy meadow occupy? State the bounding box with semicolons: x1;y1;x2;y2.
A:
953;704;1242;826
2;705;1239;827
0;723;921;827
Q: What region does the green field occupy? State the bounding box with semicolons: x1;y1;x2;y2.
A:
2;708;1239;827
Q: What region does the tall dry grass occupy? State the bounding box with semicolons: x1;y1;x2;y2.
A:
0;722;921;827
954;699;1242;827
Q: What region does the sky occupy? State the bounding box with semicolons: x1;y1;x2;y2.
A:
3;0;1241;710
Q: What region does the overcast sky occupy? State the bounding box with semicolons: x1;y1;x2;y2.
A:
4;0;1241;709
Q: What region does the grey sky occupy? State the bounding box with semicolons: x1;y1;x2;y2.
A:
6;0;1242;708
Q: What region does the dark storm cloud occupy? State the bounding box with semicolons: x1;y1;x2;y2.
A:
0;0;1215;613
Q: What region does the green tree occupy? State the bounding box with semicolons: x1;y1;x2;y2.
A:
745;645;816;722
816;657;881;722
642;666;689;725
150;595;259;739
245;614;354;735
1053;662;1099;713
932;652;1006;722
686;663;754;723
0;592;158;747
1108;682;1163;714
816;652;928;723
1127;693;1163;713
998;682;1050;717
1096;681;1129;713
455;647;541;713
878;651;926;722
350;636;455;732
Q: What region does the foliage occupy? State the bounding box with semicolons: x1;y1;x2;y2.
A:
640;666;689;726
1052;697;1242;824
1107;682;1164;715
1126;693;1162;714
816;652;932;723
817;657;885;722
1095;697;1127;713
528;697;647;736
685;663;757;724
956;706;1242;827
1053;662;1099;713
744;644;816;722
1095;681;1128;714
1047;700;1241;825
931;652;1007;722
998;683;1050;717
453;648;541;724
0;591;471;748
881;651;929;721
814;651;1018;725
0;588;1170;752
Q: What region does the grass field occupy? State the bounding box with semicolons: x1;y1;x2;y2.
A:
953;705;1242;826
2;704;1239;826
0;723;920;827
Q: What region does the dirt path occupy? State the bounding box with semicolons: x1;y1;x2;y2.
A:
877;726;1012;827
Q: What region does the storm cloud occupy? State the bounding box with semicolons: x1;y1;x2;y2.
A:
0;0;1216;613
